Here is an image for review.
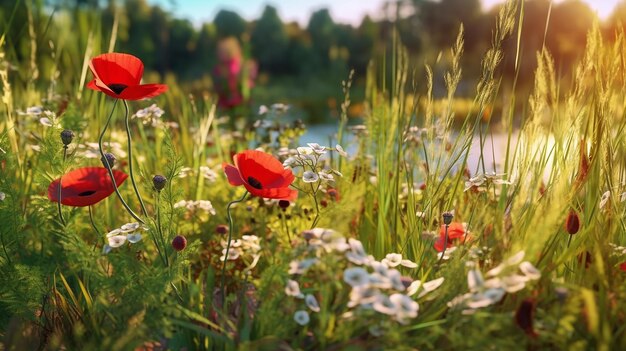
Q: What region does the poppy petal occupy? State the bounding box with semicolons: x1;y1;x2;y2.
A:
223;163;244;186
245;186;298;201
89;53;144;86
117;84;168;100
48;167;128;207
87;78;118;98
235;150;289;188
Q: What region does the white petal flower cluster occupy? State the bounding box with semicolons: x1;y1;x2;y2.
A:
285;228;439;328
177;166;218;183
448;251;541;313
133;104;170;128
220;235;262;271
78;142;127;159
281;144;347;186
174;200;216;215
103;222;147;254
464;172;513;192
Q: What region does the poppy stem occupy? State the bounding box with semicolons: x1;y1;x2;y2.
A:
123;99;149;217
220;191;248;307
438;224;450;265
88;205;101;252
98;99;145;224
57;146;68;226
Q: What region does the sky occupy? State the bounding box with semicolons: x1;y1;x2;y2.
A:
147;0;622;27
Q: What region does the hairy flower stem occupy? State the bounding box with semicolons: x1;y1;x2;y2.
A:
57;146;68;226
309;182;322;229
438;224;450;265
123;100;148;217
98;99;144;224
220;191;248;307
154;191;168;266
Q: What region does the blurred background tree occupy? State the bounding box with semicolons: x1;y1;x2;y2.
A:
1;0;624;122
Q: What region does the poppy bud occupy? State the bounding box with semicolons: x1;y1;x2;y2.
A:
327;188;339;201
565;210;580;235
442;211;454;225
60;129;74;146
320;199;328;208
216;224;228;235
153;175;167;191
171;235;187;251
278;200;290;210
101;152;116;169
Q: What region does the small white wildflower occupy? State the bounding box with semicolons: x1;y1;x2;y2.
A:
293;310;310;326
506;251;525;266
102;245;112;254
600;191;611;209
220;247;242;261
467;269;485;293
318;171;334;182
307;143;327;155
199;166;218;182
285;279;304;298
305;294;321;312
418;277;445;298
382;253;418;268
283;156;298;168
302;171;319;183
126;233;143;243
343;267;370;288
39;117;53;127
271;103;289;113
0;192;5;201
345;239;370;265
258;105;269;115
296;146;314;155
335;144;348;157
107;235;127;248
348;286;380;308
389;293;419;324
501;274;528;293
288;258;318;274
519;261;541;280
120;222;142;232
372;294;397;315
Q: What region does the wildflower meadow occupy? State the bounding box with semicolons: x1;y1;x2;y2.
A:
1;0;626;350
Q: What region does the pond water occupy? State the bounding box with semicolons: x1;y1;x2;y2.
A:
301;124;522;175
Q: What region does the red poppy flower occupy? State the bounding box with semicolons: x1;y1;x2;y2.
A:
434;222;470;252
619;262;626;272
87;53;167;100
223;150;297;201
48;167;128;207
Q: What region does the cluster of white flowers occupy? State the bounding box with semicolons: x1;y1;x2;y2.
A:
133;104;164;126
286;228;443;329
0;191;5;201
403;126;428;144
464;172;513;192
103;222;147;254
178;166;218;183
609;243;626;256
220;235;262;271
282;143;347;185
348;124;368;136
78;142;127;159
258;103;289;115
17;106;58;127
174;200;216;215
448;251;541;314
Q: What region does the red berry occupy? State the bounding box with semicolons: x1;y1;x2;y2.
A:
565;210;580;235
172;235;187;251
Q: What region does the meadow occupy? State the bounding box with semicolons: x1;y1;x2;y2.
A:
1;0;626;350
